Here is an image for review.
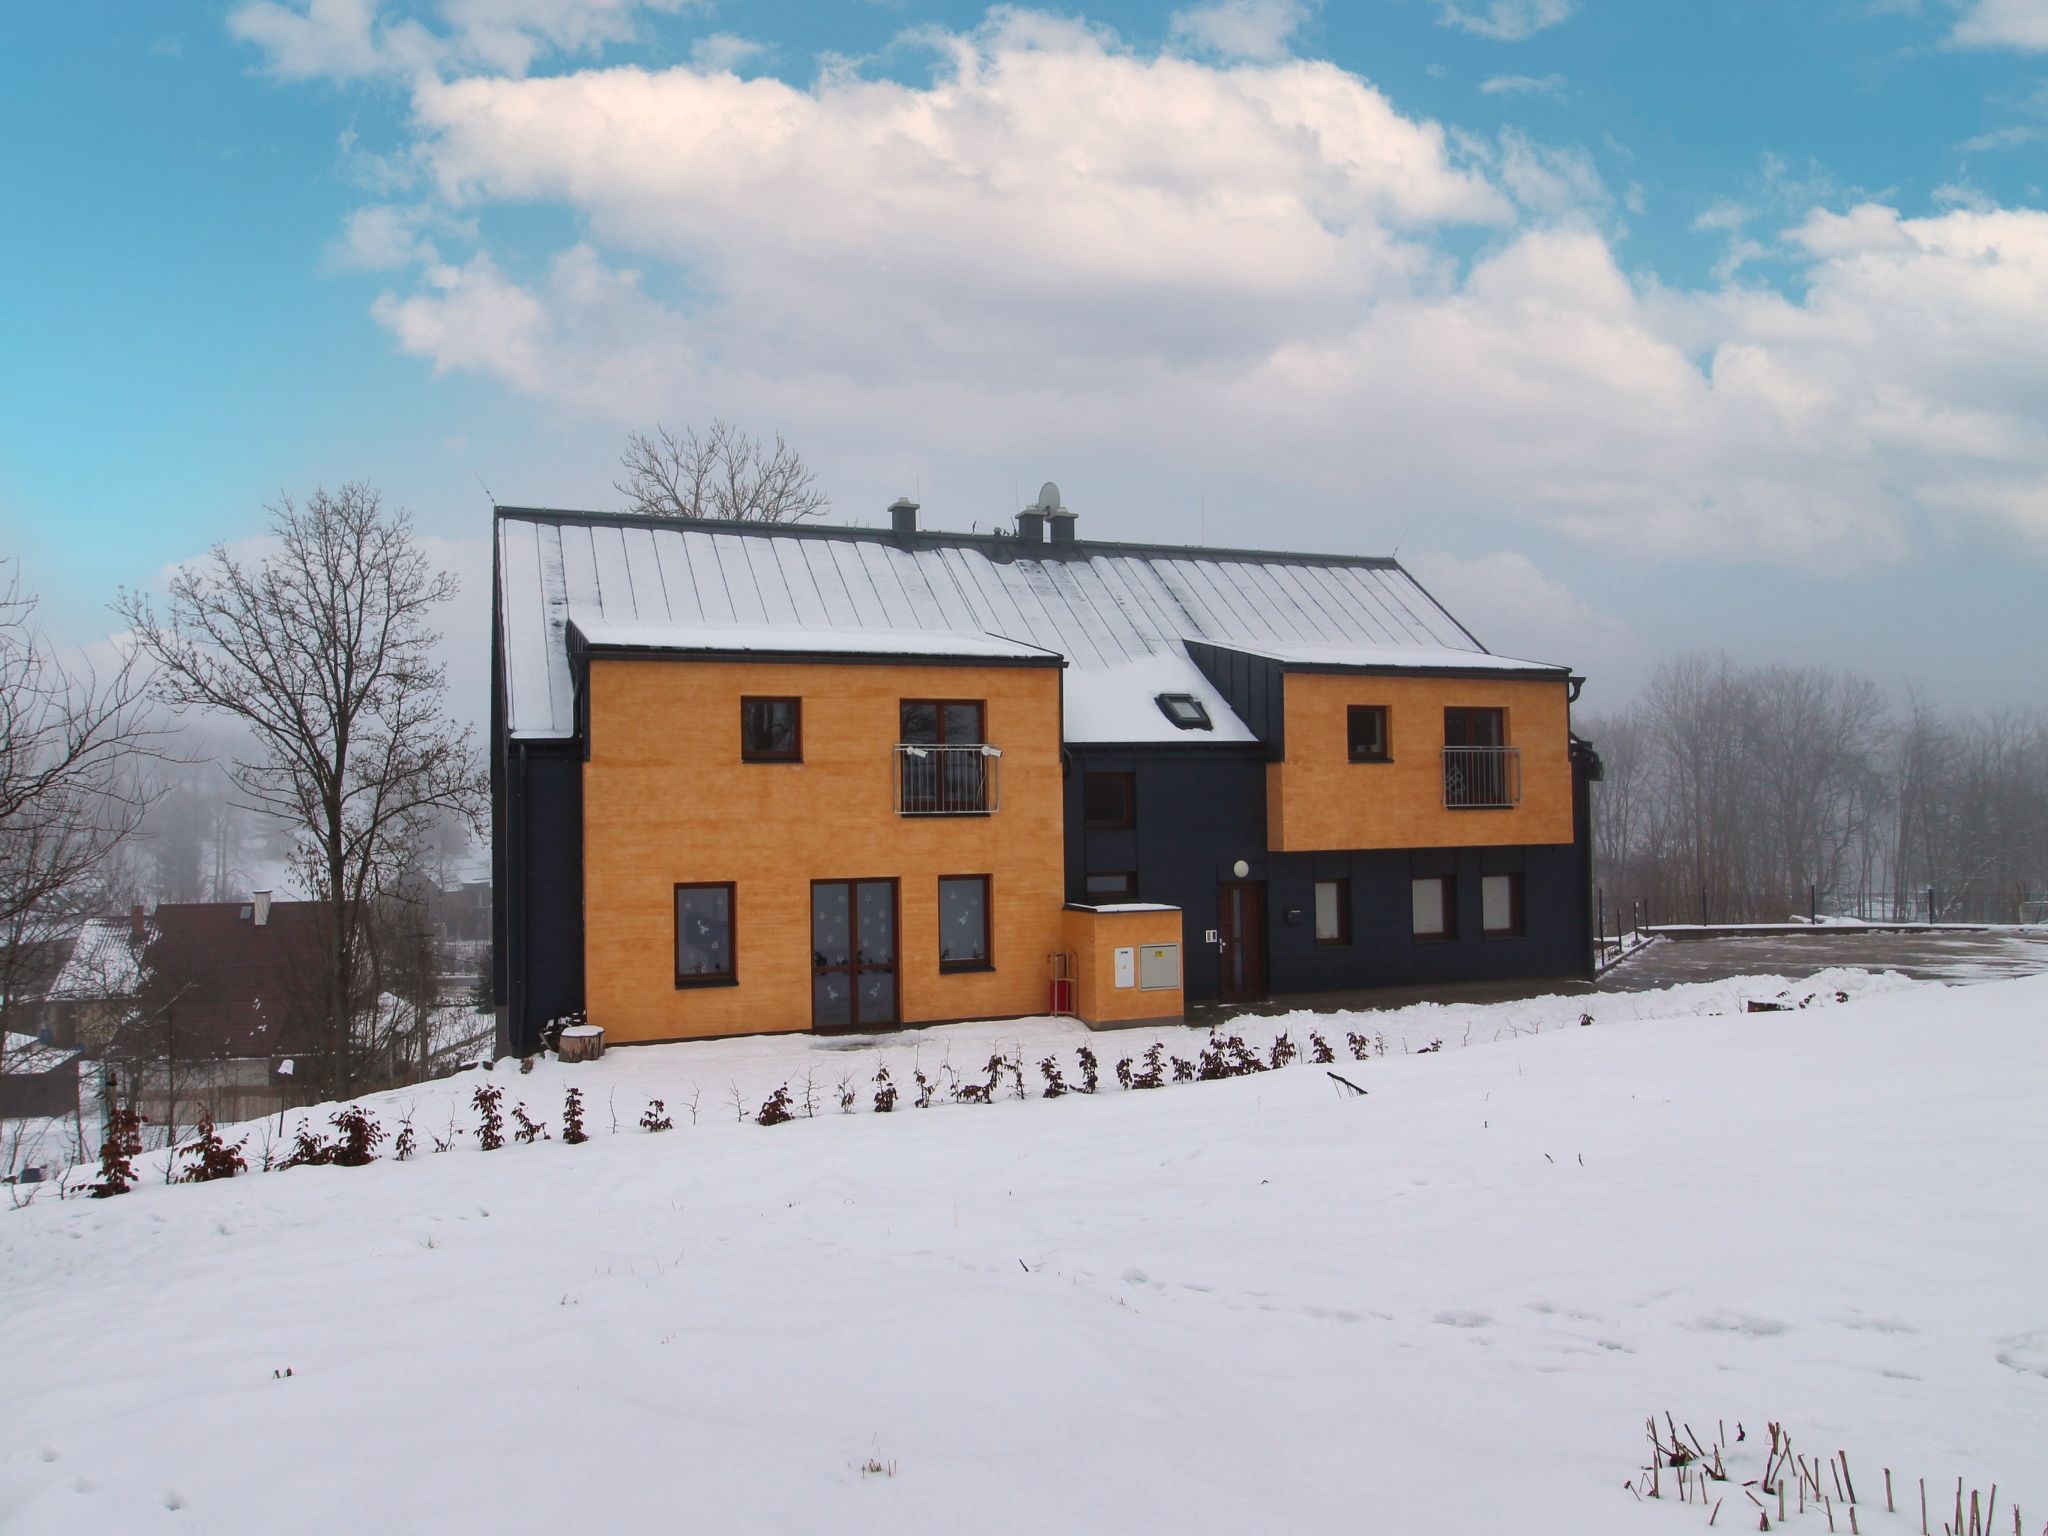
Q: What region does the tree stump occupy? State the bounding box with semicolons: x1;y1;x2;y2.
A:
557;1024;605;1063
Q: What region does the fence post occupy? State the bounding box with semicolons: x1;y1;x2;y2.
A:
1809;882;1816;925
1926;886;1936;925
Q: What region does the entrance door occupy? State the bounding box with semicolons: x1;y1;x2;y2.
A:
1216;880;1267;1002
812;879;900;1030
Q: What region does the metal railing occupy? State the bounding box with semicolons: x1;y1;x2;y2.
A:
894;743;1001;815
1442;745;1521;809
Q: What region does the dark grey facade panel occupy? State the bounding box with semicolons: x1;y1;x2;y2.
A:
1185;641;1285;755
498;743;586;1056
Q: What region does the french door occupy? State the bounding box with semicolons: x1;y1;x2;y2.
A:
811;879;900;1030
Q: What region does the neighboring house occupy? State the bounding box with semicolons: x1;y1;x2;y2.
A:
41;912;148;1051
490;492;1601;1055
0;1031;80;1121
113;894;331;1128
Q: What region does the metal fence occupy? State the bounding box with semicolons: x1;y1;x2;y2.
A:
1442;746;1521;809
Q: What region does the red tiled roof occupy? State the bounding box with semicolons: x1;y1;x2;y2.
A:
139;902;334;1059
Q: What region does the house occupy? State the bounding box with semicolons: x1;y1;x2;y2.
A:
490;491;1600;1056
40;911;149;1052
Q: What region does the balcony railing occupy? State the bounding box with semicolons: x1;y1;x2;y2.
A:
1443;745;1521;809
894;743;1002;815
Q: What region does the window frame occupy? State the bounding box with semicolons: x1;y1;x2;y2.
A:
1313;877;1352;947
739;696;803;763
1154;692;1212;731
937;873;994;973
1083;771;1137;829
1410;875;1456;943
1481;872;1525;937
674;881;738;988
1443;706;1507;748
1084;871;1137;900
899;698;986;745
1347;705;1391;763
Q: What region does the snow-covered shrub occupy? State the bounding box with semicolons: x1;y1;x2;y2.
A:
176;1117;248;1183
473;1083;505;1151
1309;1032;1335;1064
1171;1055;1195;1083
1039;1056;1067;1097
1129;1042;1166;1090
1075;1045;1099;1094
329;1107;384;1166
394;1120;417;1161
1197;1033;1266;1081
90;1106;143;1198
640;1099;673;1132
755;1086;794;1126
1269;1033;1297;1070
913;1067;936;1109
1114;1056;1133;1091
511;1103;548;1144
562;1087;588;1145
872;1065;896;1113
1415;1038;1444;1055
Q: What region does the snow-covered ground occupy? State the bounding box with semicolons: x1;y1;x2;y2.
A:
2;968;2043;1534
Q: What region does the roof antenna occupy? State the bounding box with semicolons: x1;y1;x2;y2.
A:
1391;522;1408;559
474;471;497;506
1200;492;1208;547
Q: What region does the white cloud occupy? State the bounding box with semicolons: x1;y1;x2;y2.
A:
1479;72;1565;96
328;204;437;270
689;32;767;73
229;0;701;79
1949;0;2048;50
1167;0;1312;61
1405;549;1635;668
303;7;2048;570
1957;123;2048;151
1435;0;1575;42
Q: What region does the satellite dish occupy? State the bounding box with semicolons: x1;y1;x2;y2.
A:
1035;481;1063;512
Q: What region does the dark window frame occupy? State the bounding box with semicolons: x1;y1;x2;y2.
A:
1083;771;1136;829
937;873;994;973
1155;692;1212;730
739;696;803;762
809;877;901;1030
1443;706;1508;748
1411;875;1457;943
1084;871;1137;900
1314;877;1352;946
1481;872;1525;937
1347;705;1391;763
899;698;987;745
674;881;738;987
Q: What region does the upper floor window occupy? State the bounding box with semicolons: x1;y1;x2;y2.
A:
901;699;984;745
1347;705;1390;762
1084;771;1135;829
1085;871;1136;900
1444;707;1505;748
740;697;801;761
1155;693;1211;730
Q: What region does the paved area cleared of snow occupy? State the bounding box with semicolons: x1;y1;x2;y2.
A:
2;967;2043;1534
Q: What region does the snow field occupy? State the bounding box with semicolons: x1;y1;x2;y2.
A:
1;966;2042;1534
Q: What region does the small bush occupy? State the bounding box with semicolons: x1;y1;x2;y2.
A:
473;1083;505;1150
1113;1056;1132;1091
329;1106;384;1166
913;1069;935;1110
873;1065;897;1113
394;1121;418;1161
1129;1042;1166;1090
1171;1055;1195;1083
756;1085;794;1126
90;1106;143;1198
511;1102;548;1144
1269;1033;1297;1069
562;1087;588;1145
176;1117;249;1183
1415;1038;1444;1055
1075;1045;1099;1094
1309;1031;1335;1064
640;1099;674;1132
1039;1056;1067;1098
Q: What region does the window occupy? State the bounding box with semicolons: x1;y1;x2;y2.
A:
900;700;985;745
938;875;991;971
1443;707;1506;748
1085;871;1136;900
1083;771;1135;828
1155;693;1211;730
1411;876;1455;941
1347;705;1390;762
1482;873;1524;937
1314;878;1351;945
740;697;801;761
675;882;736;985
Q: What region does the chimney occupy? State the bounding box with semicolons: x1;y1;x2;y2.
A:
1047;507;1078;546
129;903;145;942
1015;509;1045;544
252;889;272;928
889;496;920;536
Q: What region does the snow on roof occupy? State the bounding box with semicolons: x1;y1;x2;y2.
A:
570;620;1058;662
3;1031;77;1075
46;917;145;1002
496;514;1525;745
1209;640;1569;674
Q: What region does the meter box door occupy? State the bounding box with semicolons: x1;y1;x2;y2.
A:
1113;947;1137;988
1138;943;1181;991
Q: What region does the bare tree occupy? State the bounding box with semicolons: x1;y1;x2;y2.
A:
117;485;484;1099
0;565;157;1040
616;419;828;523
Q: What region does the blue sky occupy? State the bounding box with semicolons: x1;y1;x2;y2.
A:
4;0;2047;721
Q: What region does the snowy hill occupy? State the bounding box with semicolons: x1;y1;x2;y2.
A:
2;970;2044;1534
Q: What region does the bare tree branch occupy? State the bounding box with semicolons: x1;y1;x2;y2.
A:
615;419;828;524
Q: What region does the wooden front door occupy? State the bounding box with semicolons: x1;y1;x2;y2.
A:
1216;880;1267;1002
811;879;900;1030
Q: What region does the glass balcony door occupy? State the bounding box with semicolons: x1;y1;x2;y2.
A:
811;879;899;1030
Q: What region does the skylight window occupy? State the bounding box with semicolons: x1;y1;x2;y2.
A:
1155;693;1211;730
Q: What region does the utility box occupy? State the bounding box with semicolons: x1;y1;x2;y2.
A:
1138;943;1181;991
1113;947;1136;988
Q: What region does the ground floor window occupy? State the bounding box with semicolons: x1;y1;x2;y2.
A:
1411;876;1454;941
939;875;991;970
675;882;736;985
1314;878;1351;945
1482;873;1524;936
